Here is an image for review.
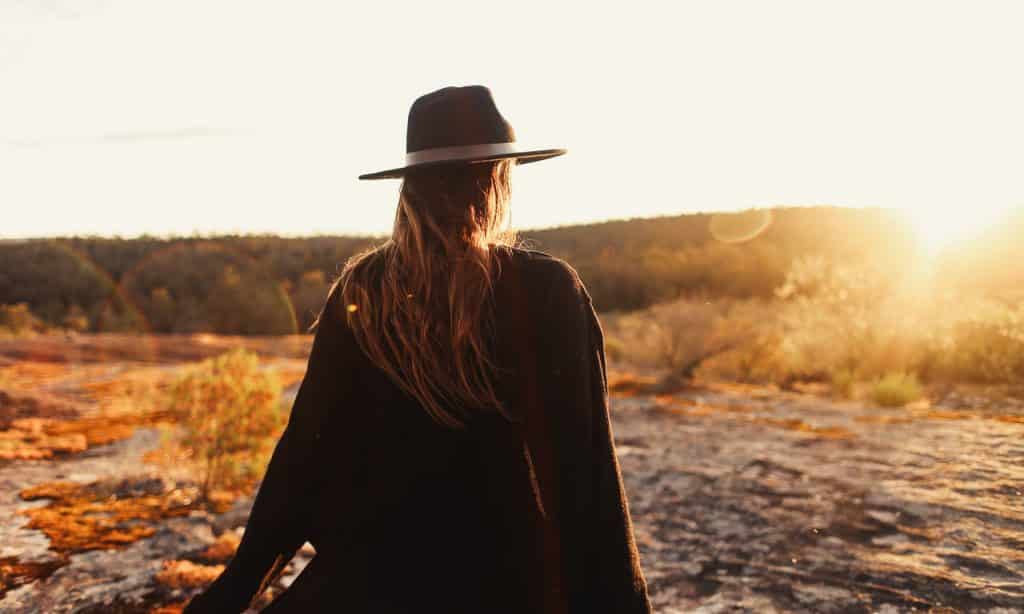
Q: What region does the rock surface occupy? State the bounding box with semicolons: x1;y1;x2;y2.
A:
617;382;1024;613
1;371;1023;611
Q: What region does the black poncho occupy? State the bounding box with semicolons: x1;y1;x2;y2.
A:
184;247;651;613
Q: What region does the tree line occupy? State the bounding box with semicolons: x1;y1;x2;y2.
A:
1;205;1019;335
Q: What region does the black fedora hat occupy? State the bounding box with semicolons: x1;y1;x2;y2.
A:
358;85;567;180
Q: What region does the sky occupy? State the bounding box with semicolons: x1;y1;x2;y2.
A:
1;0;1022;240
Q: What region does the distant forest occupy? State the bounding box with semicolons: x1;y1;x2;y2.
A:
1;206;1021;335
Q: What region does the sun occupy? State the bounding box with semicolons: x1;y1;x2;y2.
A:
903;204;1013;256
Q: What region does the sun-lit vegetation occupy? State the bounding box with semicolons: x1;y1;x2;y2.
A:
0;236;374;334
5;205;1024;400
163;348;285;502
870;372;924;407
0;303;48;336
0;207;918;334
830;369;856;400
3;205;1024;610
606;235;1024;399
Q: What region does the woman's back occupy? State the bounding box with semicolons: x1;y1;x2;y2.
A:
185;246;651;613
185;84;650;613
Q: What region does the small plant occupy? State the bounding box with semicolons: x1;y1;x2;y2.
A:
831;369;856;399
870;372;923;407
165;348;285;502
0;303;47;336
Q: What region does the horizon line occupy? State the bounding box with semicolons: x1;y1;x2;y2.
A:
0;203;894;243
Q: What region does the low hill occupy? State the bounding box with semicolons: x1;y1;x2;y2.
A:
1;205;1019;334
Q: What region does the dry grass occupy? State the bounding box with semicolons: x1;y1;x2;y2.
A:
604;256;1024;403
607;370;660;397
871;372;924;407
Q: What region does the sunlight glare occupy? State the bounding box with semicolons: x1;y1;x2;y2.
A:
904;204;1013;256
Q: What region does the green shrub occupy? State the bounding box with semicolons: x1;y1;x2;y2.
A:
870;372;923;407
831;369;856;399
165;348;285;501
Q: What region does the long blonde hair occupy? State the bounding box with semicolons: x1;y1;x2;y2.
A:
328;159;519;428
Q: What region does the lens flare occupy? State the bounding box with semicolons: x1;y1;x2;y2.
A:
709;209;773;244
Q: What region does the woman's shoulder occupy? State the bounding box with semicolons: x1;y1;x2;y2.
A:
507;244;574;276
506;245;590;305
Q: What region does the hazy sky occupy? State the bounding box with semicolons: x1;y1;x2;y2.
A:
1;1;1022;239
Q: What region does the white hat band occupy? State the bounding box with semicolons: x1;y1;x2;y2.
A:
405;142;519;166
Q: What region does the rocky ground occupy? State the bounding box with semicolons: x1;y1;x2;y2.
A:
1;334;1023;612
617;379;1024;613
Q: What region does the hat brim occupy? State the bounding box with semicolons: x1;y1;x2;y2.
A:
358;148;567;181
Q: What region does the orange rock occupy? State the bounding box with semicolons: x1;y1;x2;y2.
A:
199;532;240;563
19;480;200;554
154;560;224;590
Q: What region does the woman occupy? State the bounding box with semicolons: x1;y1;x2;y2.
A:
184;85;651;613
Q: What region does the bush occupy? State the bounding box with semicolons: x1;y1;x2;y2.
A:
0;303;47;336
61;304;90;333
602;257;1024;391
775;257;895;379
831;369;856;399
943;306;1024;383
610;298;760;380
165;348;285;501
700;300;787;384
870;372;923;407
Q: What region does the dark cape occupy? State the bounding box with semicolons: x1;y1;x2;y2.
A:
183;247;652;613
